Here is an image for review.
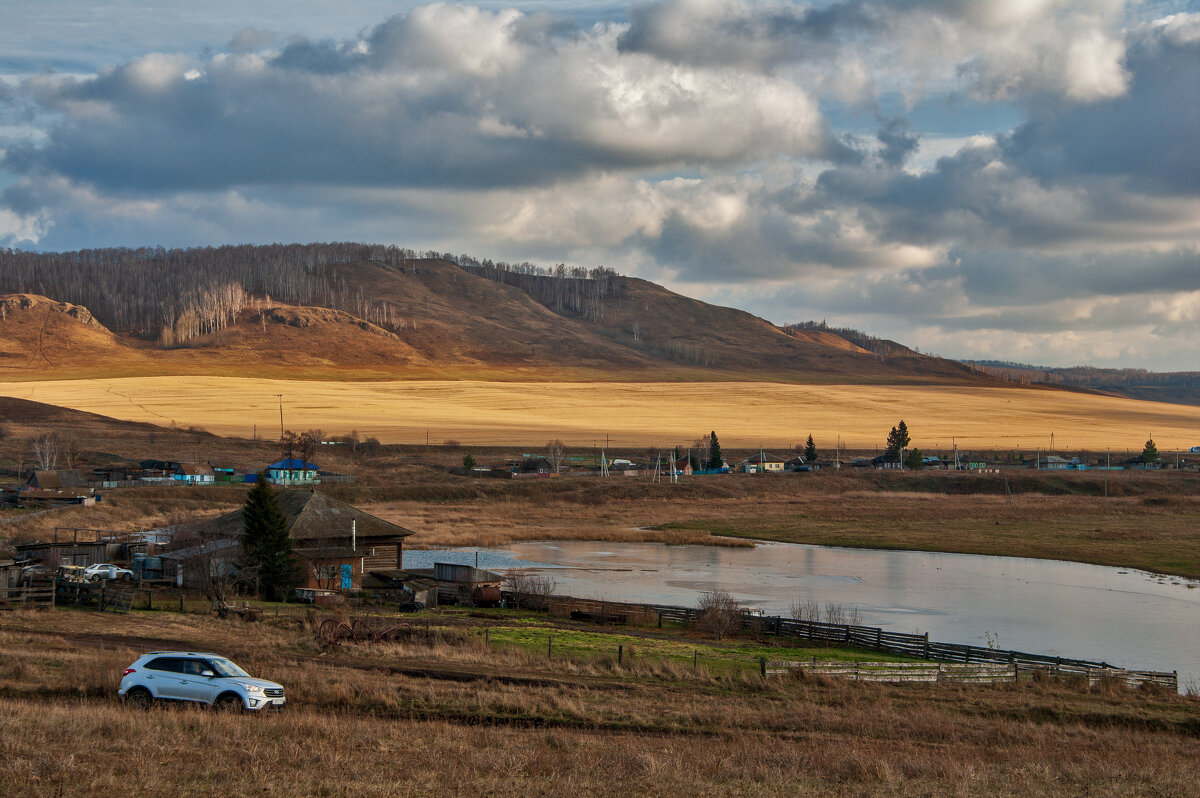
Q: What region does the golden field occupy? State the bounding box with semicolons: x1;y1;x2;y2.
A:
1;376;1197;450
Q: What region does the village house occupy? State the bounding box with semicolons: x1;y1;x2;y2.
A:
265;458;320;486
173;463;215;484
21;470;95;505
167;490;414;593
737;453;786;473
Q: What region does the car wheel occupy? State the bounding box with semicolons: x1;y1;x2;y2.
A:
212;693;244;713
121;573;134;581
126;688;154;710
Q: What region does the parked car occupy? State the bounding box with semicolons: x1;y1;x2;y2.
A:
119;652;286;711
83;563;135;581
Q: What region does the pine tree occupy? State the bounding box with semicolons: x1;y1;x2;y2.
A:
804;434;817;462
462;453;476;470
240;476;298;601
708;431;723;471
1140;438;1159;463
885;420;911;461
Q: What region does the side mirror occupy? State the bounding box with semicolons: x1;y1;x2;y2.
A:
202;670;215;677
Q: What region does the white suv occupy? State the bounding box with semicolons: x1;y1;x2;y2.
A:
119;652;285;711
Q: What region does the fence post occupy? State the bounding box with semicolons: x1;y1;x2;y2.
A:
924;632;930;658
99;581;106;612
876;628;882;650
179;594;184;613
657;610;663;628
618;644;623;666
693;650;698;672
760;656;767;677
548;636;552;658
484;628;490;645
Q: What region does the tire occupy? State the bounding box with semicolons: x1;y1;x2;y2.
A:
212;693;244;713
125;688;154;710
121;574;134;582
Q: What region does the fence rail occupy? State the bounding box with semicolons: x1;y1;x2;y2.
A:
766;660;1178;690
0;584;55;609
502;590;1177;691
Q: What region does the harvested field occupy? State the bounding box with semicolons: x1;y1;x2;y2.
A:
2;376;1198;450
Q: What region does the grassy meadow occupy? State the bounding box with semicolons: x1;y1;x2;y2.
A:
2;606;1199;797
2;375;1198;449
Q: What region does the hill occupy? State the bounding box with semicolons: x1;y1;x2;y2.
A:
963;360;1200;406
0;244;984;384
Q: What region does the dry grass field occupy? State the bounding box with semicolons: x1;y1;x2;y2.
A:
2;376;1197;450
2;608;1198;797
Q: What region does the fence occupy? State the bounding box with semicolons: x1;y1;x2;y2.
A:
765;660;1177;690
502;591;1178;691
0;584;55;609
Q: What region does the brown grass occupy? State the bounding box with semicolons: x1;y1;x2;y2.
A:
1;608;1197;797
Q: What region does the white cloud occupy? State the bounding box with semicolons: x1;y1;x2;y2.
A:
1;2;1196;370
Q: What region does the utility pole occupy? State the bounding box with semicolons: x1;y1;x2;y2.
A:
276;395;284;441
1105;448;1110;512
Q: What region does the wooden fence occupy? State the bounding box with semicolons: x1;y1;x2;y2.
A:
0;584;55;609
765;660;1178;690
503;591;1178;691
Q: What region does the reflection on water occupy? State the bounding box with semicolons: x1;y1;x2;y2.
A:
407;541;1199;689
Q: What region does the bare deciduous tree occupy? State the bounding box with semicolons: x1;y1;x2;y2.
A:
31;433;59;470
789;598;820;622
171;522;240;611
696;589;742;641
822;602;863;626
504;569;557;609
546;439;566;472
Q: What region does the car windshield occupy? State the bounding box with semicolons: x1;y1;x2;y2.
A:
205;658;250;678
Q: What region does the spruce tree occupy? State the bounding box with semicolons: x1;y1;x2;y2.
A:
804;434;818;462
241;475;298;601
708;431;723;471
1140;438;1159;463
885;420;911;462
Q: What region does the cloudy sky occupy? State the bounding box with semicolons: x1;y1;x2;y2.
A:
1;1;1197;370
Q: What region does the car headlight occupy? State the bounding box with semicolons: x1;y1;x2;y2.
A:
238;683;264;693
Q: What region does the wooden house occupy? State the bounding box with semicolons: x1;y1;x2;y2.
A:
737;453;786;473
266;458;320;486
174;463;215;484
168;490;414;592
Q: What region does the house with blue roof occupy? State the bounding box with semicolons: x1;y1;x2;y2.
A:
265;458;321;486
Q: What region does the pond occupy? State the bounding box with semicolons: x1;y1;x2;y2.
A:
403;541;1200;690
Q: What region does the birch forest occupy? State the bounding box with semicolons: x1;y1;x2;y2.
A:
0;243;620;346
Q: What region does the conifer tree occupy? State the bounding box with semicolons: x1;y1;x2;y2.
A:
708;431;723;471
1140;438;1159;463
885;420;911;462
240;475;298;601
804;434;818;462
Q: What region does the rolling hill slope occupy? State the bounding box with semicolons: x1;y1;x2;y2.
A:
0;255;986;384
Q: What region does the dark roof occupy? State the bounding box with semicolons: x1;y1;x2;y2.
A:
740;453;786;464
171;490;415;546
29;470;89;489
269;459;319;470
176;464;215;476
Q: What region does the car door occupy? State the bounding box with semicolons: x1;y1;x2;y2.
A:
142;657;188;700
174;658;221;703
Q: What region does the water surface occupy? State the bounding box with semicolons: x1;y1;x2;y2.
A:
405;541;1199;689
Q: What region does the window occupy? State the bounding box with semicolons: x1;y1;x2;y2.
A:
204;658;250;678
145;657;182;672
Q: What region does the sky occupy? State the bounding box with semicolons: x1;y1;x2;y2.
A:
1;1;1197;371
